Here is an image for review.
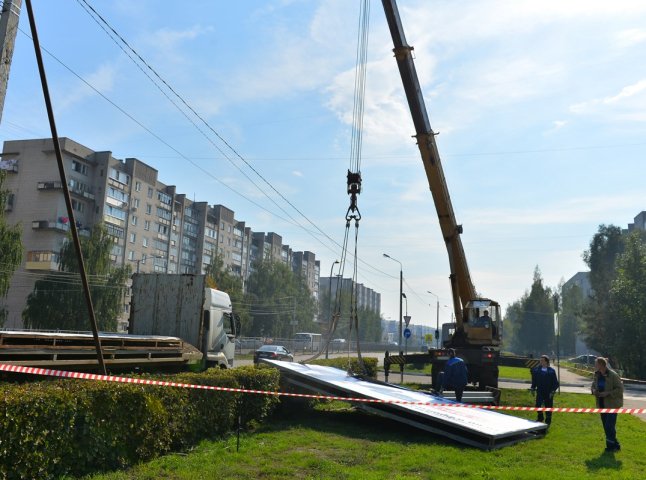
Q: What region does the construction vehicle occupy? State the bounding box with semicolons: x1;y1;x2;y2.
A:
0;274;238;371
381;0;501;388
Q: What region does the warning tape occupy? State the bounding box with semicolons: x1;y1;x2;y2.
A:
1;363;643;415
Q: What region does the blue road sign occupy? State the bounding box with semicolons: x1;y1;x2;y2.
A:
403;328;411;339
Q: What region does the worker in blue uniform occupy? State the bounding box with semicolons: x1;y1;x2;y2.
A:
441;348;468;402
530;354;560;425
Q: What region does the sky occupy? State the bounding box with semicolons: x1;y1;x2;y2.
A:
2;0;645;331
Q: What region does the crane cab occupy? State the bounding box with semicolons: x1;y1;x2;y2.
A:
462;300;501;346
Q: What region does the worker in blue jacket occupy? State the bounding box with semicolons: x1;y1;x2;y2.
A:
530;355;560;425
441;348;468;402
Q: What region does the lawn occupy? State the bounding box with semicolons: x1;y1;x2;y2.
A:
394;364;531;382
84;388;645;480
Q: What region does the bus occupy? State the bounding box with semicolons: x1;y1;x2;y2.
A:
293;332;323;352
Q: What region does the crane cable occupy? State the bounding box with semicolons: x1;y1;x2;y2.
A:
304;0;371;371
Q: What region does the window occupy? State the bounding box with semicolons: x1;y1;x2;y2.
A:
144;220;150;231
205;227;217;239
107;186;129;203
146;204;152;215
71;199;85;213
142;237;148;248
129;233;136;243
106;224;125;238
133;198;140;208
157;191;172;205
128;250;135;260
131;215;138;226
105;205;126;220
156;206;172;220
147;187;153;198
109;167;130;184
135;181;142;192
72;160;88;175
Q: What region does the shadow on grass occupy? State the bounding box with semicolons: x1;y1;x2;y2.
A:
585;451;622;471
253;398;469;450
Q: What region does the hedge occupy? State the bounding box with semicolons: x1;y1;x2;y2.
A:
308;356;378;379
0;366;279;479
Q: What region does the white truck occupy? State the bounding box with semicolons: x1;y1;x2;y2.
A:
129;273;239;369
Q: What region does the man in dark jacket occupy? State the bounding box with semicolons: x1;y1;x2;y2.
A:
591;357;624;452
441;349;468;402
530;355;559;425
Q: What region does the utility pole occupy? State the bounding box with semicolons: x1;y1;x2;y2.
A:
0;0;22;124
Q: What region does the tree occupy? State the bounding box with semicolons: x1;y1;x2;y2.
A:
581;225;624;354
22;223;129;331
559;281;585;356
245;259;317;338
204;251;250;334
319;288;382;343
608;231;646;377
502;266;554;356
0;170;23;326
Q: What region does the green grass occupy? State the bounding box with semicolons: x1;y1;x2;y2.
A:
498;365;532;381
390;364;531;382
84;388;646;480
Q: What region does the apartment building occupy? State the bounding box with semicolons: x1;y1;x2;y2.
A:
292;251;320;299
319;276;381;315
1;137;324;329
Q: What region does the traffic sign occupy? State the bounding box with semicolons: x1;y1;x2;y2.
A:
403;328;411;339
404;315;411;327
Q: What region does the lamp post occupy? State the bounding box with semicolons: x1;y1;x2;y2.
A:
325;260;340;359
427;290;440;349
383;253;403;355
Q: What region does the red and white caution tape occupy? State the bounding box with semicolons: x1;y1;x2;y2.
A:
1;363;643;415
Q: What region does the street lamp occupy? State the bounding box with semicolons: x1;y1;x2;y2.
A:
427;290;440;349
383;253;403;354
326;260;340;359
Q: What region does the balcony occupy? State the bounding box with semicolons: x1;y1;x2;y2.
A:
68;183;95;201
25;251;59;271
37;180;62;190
0;159;18;173
32;219;91;236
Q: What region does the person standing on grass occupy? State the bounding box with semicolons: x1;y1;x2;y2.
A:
441;348;468;402
591;356;624;452
530;355;559;426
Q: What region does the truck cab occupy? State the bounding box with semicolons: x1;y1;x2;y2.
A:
202;288;238;368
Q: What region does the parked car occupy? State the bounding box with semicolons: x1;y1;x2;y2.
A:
253;345;294;364
568;354;598;365
331;338;346;345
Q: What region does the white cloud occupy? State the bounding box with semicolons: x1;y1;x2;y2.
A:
143;25;213;51
570;79;646;117
553;120;567;129
292;170;303;177
55;63;117;111
466;191;645;227
615;29;646;47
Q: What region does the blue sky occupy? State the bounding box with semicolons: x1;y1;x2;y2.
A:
2;0;646;330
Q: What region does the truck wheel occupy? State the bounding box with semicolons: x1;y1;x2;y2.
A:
479;367;498;389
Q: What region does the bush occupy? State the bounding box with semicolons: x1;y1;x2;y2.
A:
0;367;280;479
308;356;378;379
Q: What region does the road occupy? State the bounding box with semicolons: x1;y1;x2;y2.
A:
238;353;646;421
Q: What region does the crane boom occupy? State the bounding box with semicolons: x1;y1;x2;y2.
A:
381;0;476;323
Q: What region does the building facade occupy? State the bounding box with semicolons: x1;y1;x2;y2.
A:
2;137;321;330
